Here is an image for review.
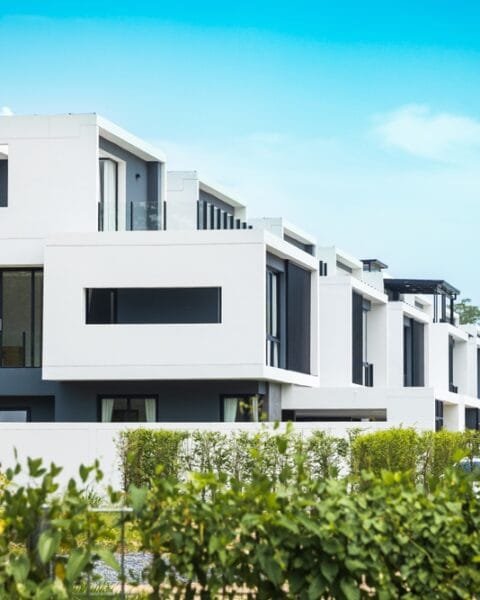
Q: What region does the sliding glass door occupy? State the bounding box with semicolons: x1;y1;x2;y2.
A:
0;269;43;368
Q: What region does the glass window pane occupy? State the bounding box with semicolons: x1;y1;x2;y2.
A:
33;271;43;367
1;271;32;367
0;410;28;422
130;397;147;421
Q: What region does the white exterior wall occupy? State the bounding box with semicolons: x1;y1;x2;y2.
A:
429;323;450;392
167;171;199;230
0;421;395;489
318;277;352;386
0;115;99;237
43;229;318;386
282;385;435;430
367;302;388;387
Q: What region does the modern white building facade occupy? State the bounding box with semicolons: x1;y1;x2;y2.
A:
0;113;479;431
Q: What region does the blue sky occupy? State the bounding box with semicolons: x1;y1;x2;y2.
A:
1;2;480;300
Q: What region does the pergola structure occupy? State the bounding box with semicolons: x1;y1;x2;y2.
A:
384;279;460;325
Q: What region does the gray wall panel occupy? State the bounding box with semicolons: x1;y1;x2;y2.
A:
0;370;263;423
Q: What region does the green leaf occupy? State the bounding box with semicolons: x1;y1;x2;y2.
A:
340;579;360;600
9;554;30;584
320;560;339;583
96;548;120;573
79;464;91;483
129;485;148;513
37;530;61;564
308;574;326;599
65;548;89;582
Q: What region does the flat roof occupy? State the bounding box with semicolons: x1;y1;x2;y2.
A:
384;279;460;296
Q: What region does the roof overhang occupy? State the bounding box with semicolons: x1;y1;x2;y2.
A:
384;279;460;297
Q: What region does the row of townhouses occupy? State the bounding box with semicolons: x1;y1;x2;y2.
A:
0;113;479;431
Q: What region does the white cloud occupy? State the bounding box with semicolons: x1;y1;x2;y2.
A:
374;104;480;161
0;106;14;116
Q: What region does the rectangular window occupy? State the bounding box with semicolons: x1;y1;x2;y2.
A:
222;395;263;422
352;291;364;384
266;270;281;367
404;317;425;387
98;158;118;231
0;269;43;367
99;396;157;422
86;287;222;324
0;146;7;207
477;349;480;399
286;262;311;374
448;336;457;392
435;400;444;431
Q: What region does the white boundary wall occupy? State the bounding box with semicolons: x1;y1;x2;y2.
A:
0;422;391;491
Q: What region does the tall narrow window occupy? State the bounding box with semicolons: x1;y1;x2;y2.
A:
286;262;311;374
266;270;280;367
435;400;444;431
0;270;43;368
352;292;363;384
404;318;425;387
99;158;118;231
0;145;7;207
448;336;456;393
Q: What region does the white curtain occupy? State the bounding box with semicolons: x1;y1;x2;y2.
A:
250;396;259;422
223;398;238;422
145;398;156;423
101;398;114;423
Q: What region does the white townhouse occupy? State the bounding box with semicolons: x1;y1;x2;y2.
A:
0;113;478;431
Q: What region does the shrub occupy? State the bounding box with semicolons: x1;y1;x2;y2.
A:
129;432;480;599
117;429;188;490
0;459;121;599
118;426;348;489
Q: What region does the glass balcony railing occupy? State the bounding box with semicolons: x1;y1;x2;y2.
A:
98;201;162;232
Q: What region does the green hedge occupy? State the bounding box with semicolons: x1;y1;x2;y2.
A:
350;427;480;489
2;429;480;598
119;426;480;490
117;426;349;489
131;437;480;598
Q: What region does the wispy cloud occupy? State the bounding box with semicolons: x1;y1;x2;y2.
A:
0;106;14;116
374;104;480;162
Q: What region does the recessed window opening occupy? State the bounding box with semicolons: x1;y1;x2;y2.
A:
266;270;280;367
222;395;263;422
99;396;157;422
0;144;8;207
0;269;43;368
86;287;222;324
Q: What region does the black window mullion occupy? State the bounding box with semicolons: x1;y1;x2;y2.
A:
30;271;35;368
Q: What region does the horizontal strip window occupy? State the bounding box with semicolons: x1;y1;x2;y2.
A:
86;287;222;324
282;409;387;422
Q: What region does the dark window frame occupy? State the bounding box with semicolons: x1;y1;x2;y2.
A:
96;394;159;423
0;155;8;208
0;268;43;368
266;268;281;367
86;287;222;325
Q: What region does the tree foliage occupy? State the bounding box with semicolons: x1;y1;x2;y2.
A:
455;297;480;324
